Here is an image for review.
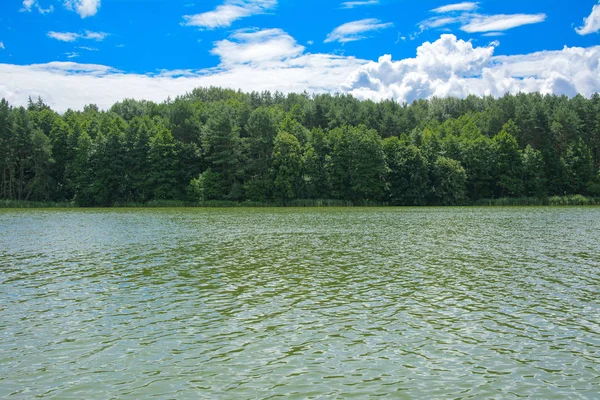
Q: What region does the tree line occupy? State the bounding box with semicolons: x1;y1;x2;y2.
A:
1;88;599;206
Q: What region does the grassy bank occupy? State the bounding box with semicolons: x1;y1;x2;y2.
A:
113;199;379;208
0;200;77;208
2;196;600;208
0;199;370;208
475;195;600;206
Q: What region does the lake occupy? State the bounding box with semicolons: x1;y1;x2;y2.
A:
1;207;599;398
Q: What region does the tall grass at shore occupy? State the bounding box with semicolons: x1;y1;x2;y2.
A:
3;196;600;208
476;195;600;206
0;200;76;208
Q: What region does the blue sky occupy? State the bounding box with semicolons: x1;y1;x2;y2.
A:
0;0;599;110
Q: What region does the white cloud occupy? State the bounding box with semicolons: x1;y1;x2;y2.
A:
183;0;276;29
341;0;379;9
343;34;600;103
420;13;546;34
48;32;79;42
1;33;599;113
65;52;80;59
420;3;546;37
0;29;365;111
38;5;53;13
47;31;108;42
22;0;35;11
0;42;4;50
461;13;546;33
83;31;108;41
420;16;461;31
432;2;478;13
325;18;393;43
481;32;505;37
576;1;600;35
21;0;53;14
212;29;304;66
63;0;101;18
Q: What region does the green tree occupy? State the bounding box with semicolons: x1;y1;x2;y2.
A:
493;121;524;197
202;104;241;199
243;107;278;200
69;131;95;206
12;107;35;200
563;138;595;194
327;125;386;201
430;156;467;205
521;145;547;197
188;168;226;201
303;128;330;199
26;129;54;201
383;137;429;205
272;132;303;200
460;135;495;200
147;124;181;200
91;117;128;206
0;99;15;199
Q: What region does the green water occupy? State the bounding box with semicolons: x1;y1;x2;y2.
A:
1;207;599;399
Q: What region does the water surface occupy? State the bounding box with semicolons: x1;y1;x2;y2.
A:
1;207;599;398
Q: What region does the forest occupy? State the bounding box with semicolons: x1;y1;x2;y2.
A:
1;88;599;206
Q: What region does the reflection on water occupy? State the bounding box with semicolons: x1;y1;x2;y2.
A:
1;207;599;398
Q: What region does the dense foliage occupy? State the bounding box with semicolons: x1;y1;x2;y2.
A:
1;89;599;206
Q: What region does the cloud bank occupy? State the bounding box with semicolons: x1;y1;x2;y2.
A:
344;34;600;102
0;33;599;112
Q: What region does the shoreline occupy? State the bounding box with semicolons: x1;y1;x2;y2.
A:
2;196;600;209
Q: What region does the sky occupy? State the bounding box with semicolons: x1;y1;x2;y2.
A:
0;0;599;111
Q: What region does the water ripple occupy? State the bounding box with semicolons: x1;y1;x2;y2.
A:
1;207;599;398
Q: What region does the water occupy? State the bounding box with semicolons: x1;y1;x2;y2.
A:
1;207;599;399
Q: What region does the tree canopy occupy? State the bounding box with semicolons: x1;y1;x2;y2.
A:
1;89;599;206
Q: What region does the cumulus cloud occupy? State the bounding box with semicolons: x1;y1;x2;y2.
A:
576;1;600;35
212;29;304;66
48;31;108;42
1;33;599;112
343;34;600;103
21;0;54;14
63;0;101;18
432;2;478;14
183;0;276;29
325;18;393;43
341;0;379;9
